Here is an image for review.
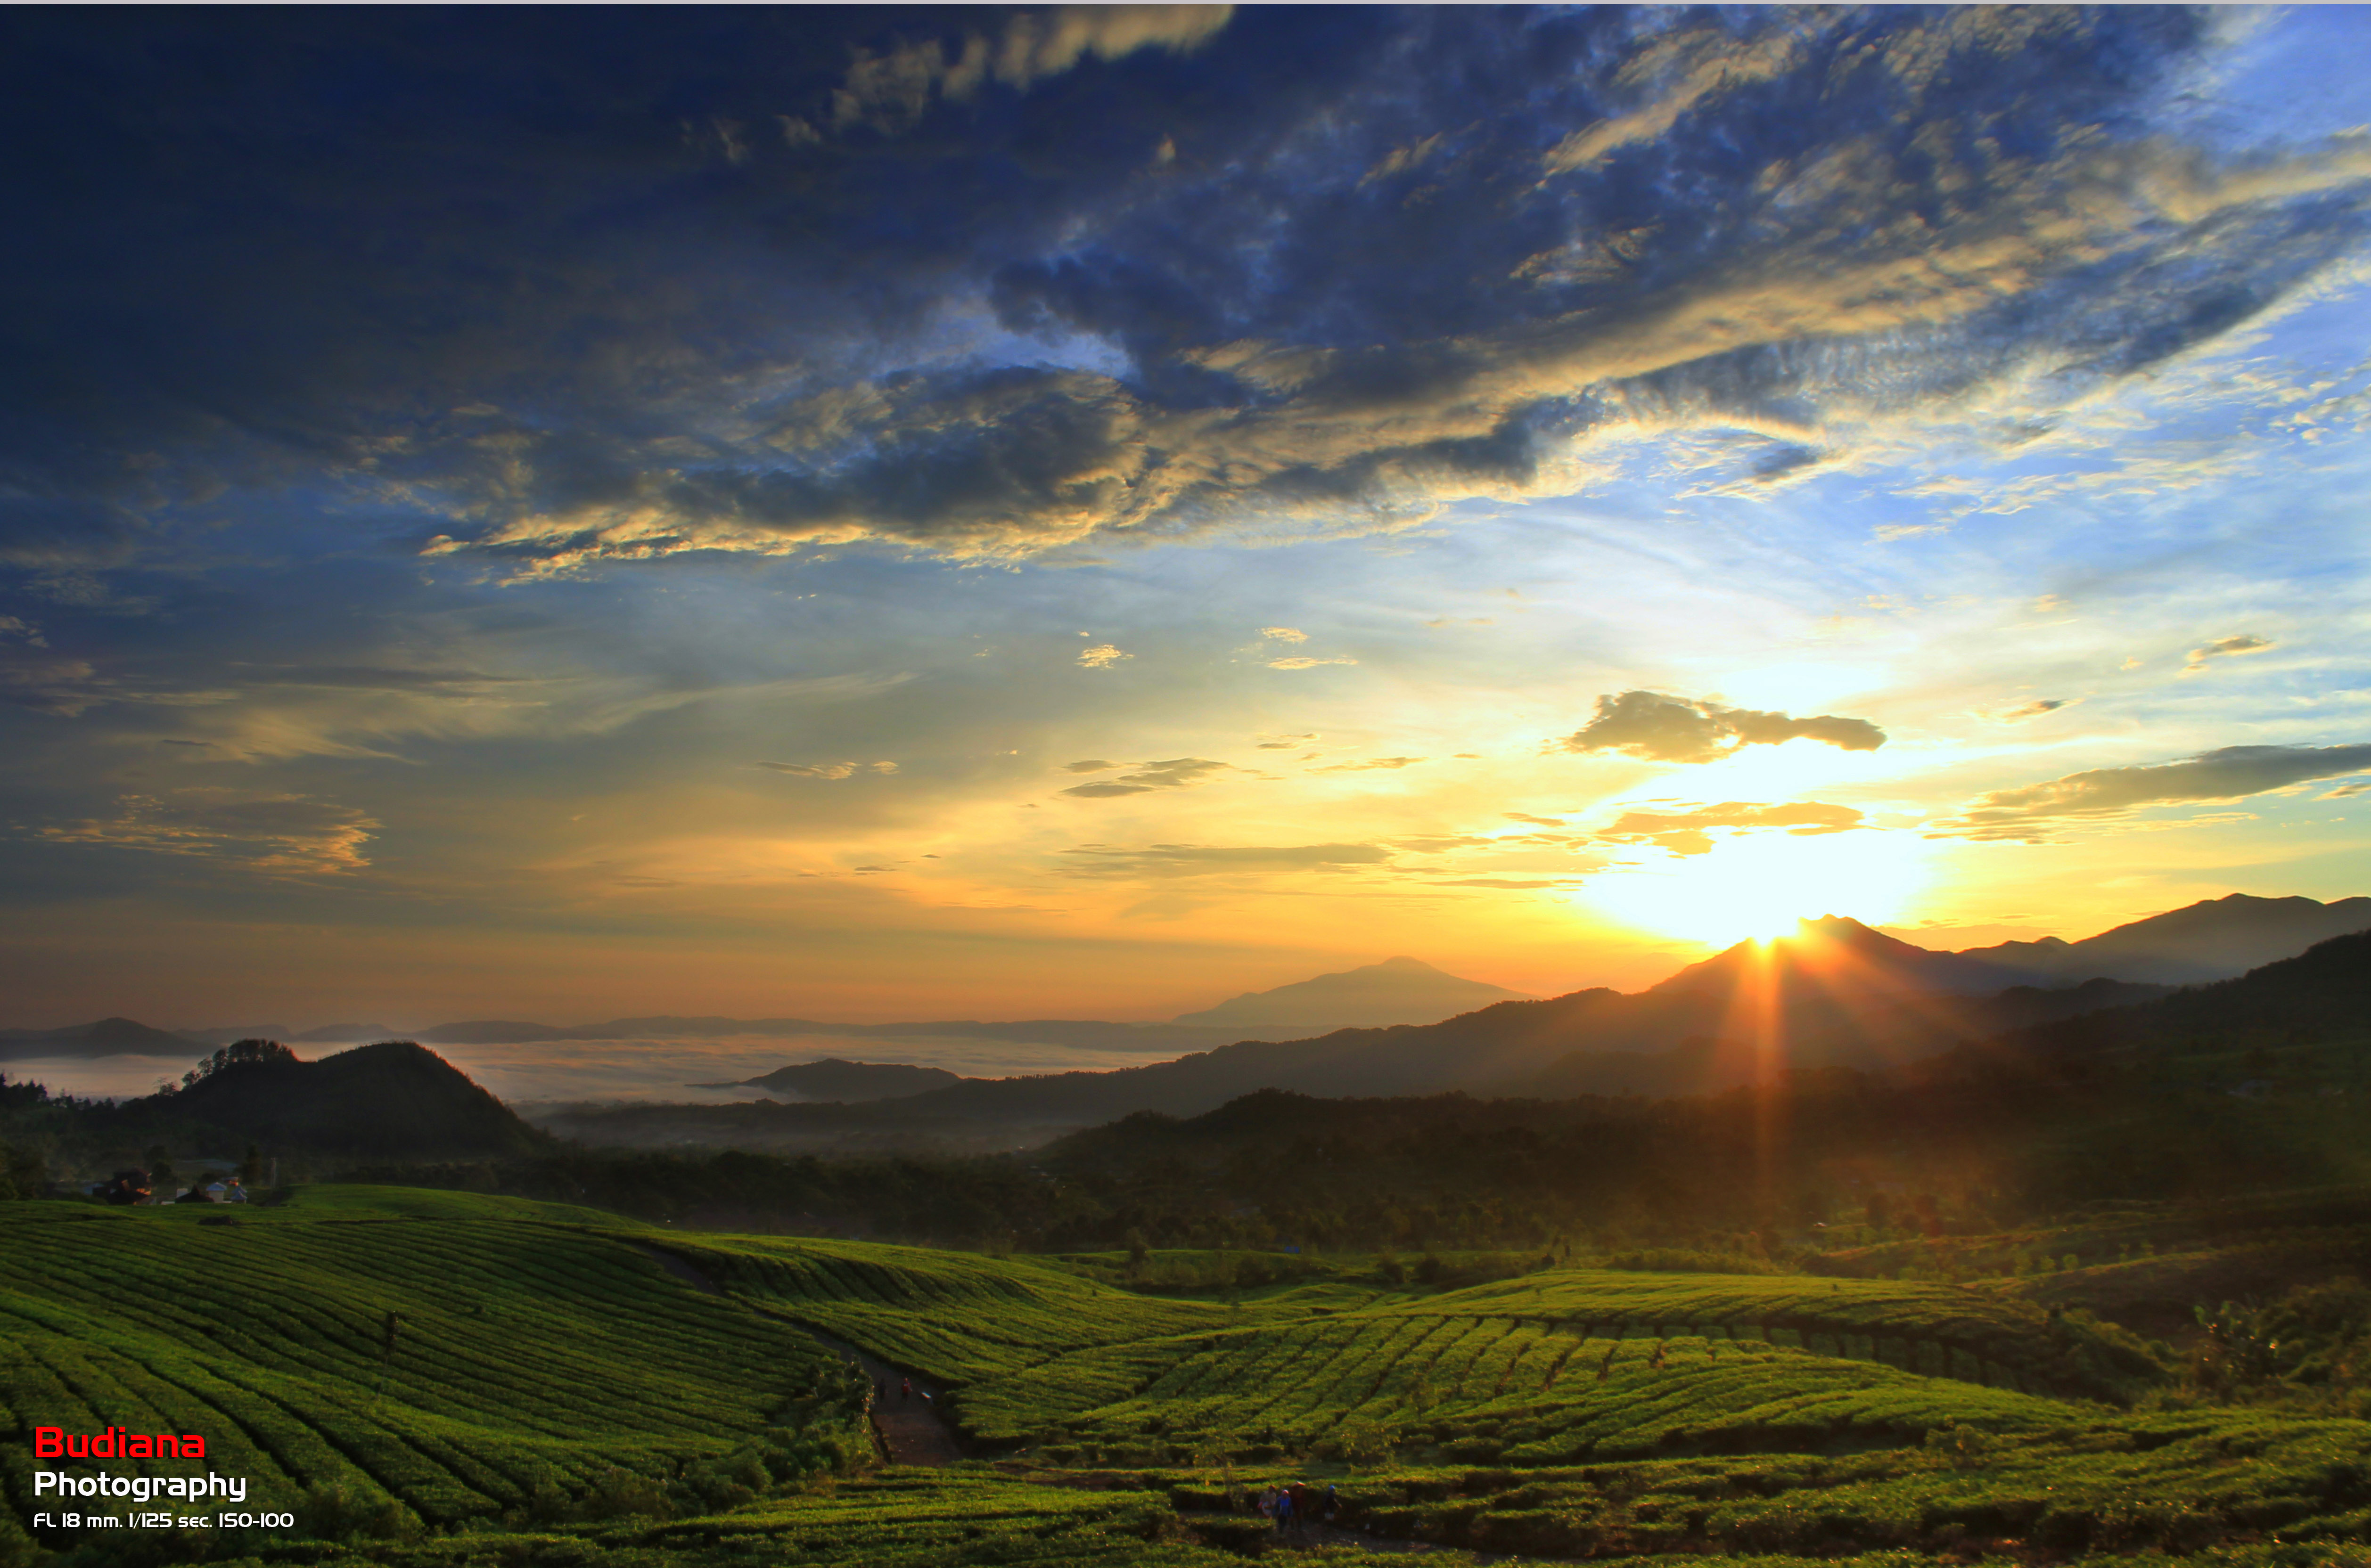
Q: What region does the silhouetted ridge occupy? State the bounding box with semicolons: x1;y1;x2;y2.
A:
724;1059;962;1101
159;1040;541;1158
1938;893;2371;988
2000;929;2371;1056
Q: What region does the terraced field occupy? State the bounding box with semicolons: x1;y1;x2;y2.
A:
656;1231;1230;1384
0;1194;867;1552
1182;1403;2371;1560
20;1190;2371;1568
980;1314;2074;1463
903;1265;2157;1462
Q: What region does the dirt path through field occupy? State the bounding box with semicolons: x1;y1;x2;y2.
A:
802;1325;964;1467
630;1244;963;1467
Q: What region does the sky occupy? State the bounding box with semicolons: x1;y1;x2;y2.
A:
6;5;2371;1030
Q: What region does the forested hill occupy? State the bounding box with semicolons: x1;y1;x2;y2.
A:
67;1040;543;1159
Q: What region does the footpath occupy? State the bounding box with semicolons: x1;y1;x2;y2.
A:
633;1244;961;1466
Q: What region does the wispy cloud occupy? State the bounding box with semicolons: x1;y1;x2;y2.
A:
1059;841;1391;879
35;791;379;875
1058;757;1234;798
1268;655;1358;670
1988;698;2074;722
755;760;897;779
824;6;1234;135
1077;643;1134;670
1596;800;1866;857
1312;755;1424;773
2183;634;2276;673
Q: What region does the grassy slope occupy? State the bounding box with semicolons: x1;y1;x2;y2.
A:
0;1199;841;1540
653;1232;1229;1384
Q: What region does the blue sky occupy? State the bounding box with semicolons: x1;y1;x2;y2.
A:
5;5;2371;1027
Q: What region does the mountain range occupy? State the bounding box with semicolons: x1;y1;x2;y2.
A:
859;917;2171;1126
10;893;2367;1088
1860;893;2371;990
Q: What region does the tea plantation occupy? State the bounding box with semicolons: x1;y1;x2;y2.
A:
11;1189;2371;1568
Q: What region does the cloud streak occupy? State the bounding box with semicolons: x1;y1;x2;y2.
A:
1935;744;2371;842
1562;691;1886;764
755;760;897;779
1059;841;1391;879
1596;800;1866;857
34;791;379;875
2183;634;2276;673
1058;757;1234;798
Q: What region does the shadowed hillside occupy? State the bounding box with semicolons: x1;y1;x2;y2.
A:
74;1039;547;1160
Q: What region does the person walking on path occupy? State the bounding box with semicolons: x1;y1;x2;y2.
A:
900;1376;913;1402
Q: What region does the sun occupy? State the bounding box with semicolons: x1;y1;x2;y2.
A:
1580;828;1933;950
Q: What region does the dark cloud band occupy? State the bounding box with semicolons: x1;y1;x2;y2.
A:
4;9;2365;573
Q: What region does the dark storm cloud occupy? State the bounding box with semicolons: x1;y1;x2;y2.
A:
1563;691;1885;764
1935;743;2371;841
4;8;2368;573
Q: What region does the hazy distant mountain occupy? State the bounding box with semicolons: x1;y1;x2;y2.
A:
714;1058;963;1102
291;1022;405;1044
1932;893;2371;988
177;1024;296;1047
411;1015;1269;1050
0;1016;204;1062
1173;956;1536;1031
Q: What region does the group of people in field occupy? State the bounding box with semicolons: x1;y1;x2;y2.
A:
1255;1480;1335;1535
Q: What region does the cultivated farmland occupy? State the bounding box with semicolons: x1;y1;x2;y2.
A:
14;1188;2371;1568
0;1192;868;1553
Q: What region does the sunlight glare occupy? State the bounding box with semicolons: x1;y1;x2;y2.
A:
1580;829;1933;950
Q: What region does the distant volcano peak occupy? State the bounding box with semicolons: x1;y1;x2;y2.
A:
1174;956;1535;1031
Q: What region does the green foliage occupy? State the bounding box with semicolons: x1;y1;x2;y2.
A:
298;1482;424;1542
227;1472;1438;1568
